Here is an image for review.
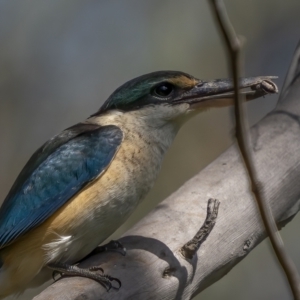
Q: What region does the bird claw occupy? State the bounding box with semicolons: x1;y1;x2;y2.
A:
94;240;126;257
52;270;62;282
102;274;122;291
50;263;121;291
88;266;121;291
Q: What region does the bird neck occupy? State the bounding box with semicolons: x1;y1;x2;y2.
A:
86;105;189;155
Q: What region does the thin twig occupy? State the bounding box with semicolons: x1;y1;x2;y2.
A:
209;0;300;298
180;198;220;259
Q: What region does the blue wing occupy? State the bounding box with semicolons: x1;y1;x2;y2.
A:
0;124;123;248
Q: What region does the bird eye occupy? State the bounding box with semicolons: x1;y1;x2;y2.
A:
154;83;174;97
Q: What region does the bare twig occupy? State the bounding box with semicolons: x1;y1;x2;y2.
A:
280;40;300;101
180;198;220;259
209;0;300;298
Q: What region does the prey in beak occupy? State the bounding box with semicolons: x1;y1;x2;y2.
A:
174;76;278;109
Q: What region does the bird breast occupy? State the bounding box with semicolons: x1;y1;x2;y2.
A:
42;109;179;263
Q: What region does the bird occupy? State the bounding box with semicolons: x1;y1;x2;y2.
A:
0;70;277;298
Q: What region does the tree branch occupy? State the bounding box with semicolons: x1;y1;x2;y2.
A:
34;41;300;300
209;0;300;298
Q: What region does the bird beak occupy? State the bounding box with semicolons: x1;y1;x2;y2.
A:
175;76;278;109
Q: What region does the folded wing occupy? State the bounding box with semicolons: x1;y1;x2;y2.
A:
0;123;123;248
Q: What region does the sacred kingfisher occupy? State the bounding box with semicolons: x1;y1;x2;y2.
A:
0;71;277;298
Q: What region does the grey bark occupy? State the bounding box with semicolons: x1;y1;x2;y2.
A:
34;42;300;300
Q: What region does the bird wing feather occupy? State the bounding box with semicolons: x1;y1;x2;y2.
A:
0;123;123;248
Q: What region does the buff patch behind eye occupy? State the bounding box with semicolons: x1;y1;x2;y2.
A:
167;75;198;89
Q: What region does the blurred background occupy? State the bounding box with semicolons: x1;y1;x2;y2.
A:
0;0;299;299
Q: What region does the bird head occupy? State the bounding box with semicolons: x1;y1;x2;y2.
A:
95;71;277;125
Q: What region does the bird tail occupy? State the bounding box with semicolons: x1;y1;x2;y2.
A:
0;248;40;299
0;252;12;299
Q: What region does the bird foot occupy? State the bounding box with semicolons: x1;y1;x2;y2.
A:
90;240;126;257
48;262;121;291
48;241;125;291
